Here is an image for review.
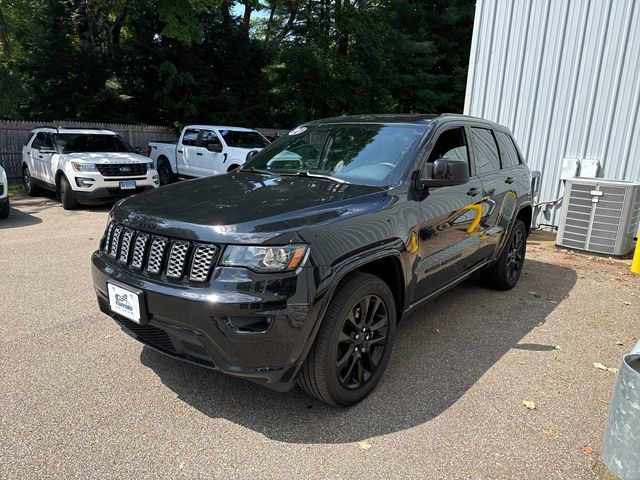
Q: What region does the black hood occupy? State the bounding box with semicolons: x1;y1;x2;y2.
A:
112;172;389;244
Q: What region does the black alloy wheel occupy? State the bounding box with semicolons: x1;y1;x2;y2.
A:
298;272;396;406
481;219;527;290
336;294;389;389
506;227;525;283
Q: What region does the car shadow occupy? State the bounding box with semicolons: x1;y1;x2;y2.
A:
140;258;577;444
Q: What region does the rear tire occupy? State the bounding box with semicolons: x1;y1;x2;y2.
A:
59;175;78;210
227;164;240;173
23;165;38;196
481;219;527;290
0;198;9;219
298;272;396;406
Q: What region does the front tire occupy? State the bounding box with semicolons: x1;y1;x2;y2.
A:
59;175;78;210
0;198;9;219
298;272;396;406
23;165;38;196
481;219;527;290
157;162;175;186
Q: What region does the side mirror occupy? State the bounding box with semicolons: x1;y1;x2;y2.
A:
206;143;222;153
420;158;469;188
39;146;56;154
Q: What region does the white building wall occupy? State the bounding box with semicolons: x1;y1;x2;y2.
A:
464;0;640;225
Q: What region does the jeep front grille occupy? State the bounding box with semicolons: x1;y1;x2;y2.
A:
96;163;147;177
102;222;219;283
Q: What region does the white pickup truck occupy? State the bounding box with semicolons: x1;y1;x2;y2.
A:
147;125;271;185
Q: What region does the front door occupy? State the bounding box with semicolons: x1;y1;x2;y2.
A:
197;130;225;176
413;126;486;302
177;128;201;177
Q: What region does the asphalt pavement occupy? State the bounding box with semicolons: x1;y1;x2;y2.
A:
1;193;638;479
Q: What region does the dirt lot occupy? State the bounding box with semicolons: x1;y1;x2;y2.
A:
1;193;638;479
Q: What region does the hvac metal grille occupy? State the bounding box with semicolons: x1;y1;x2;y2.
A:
558;180;640;256
96;163;147;177
101;222;219;283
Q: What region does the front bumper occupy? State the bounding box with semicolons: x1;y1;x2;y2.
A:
91;252;321;390
75;185;156;205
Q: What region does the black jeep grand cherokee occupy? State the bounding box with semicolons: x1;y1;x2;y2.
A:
92;114;532;406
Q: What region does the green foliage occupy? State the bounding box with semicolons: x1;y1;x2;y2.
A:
0;0;475;126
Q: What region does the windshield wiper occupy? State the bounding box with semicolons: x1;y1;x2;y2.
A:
238;167;278;176
281;171;349;184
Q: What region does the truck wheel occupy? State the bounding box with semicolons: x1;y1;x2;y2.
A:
481;219;527;290
0;198;9;219
59;175;78;210
297;272;396;406
157;162;174;186
227;164;240;173
23;165;38;196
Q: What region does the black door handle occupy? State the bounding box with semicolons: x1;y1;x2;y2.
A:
196;152;203;156
38;155;43;159
505;177;515;184
177;150;184;153
467;187;480;196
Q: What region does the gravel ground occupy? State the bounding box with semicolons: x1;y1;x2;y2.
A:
1;193;638;479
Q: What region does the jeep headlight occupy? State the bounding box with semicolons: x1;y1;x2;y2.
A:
221;245;308;272
71;162;98;172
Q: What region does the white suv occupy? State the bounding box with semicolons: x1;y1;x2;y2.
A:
22;127;159;209
0;165;9;219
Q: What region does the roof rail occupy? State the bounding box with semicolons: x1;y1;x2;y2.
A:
32;125;59;131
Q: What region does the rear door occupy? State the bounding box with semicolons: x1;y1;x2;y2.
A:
29;132;55;185
177;128;201;177
197;130;225;176
413;126;486;301
468;126;515;258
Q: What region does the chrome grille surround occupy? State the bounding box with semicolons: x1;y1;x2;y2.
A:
166;241;190;278
118;229;135;263
131;233;149;270
146;237;168;274
189;245;218;282
101;222;219;283
109;224;123;258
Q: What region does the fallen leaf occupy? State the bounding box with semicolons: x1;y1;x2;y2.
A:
528;291;542;298
594;363;618;374
616;341;624;346
358;440;372;450
178;462;185;470
554;345;563;351
523;400;536;410
623;301;630;306
543;429;555;437
580;446;593;455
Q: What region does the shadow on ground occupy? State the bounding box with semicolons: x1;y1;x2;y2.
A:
140;258;577;444
0;192;112;230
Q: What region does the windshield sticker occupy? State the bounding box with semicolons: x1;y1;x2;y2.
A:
289;126;307;135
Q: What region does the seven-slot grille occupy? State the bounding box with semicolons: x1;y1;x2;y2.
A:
102;222;218;282
96;163;147;177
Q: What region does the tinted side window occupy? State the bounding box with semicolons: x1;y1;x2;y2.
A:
201;130;221;149
423;127;470;178
495;131;521;168
181;129;200;146
470;127;501;175
31;133;46;149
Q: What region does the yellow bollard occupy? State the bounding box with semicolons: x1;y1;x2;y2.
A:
632;230;640;274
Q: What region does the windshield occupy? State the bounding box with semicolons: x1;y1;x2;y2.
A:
244;124;426;186
55;134;134;154
219;130;270;149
